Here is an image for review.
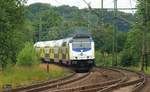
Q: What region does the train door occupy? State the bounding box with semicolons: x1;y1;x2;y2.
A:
54;47;59;62
39;47;45;59
51;48;54;61
62;47;67;64
44;46;50;62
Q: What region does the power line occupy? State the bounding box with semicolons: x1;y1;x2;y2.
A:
101;0;104;27
101;8;136;10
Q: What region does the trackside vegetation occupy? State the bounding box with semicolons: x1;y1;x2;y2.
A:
0;1;69;90
0;64;66;90
0;42;67;90
16;42;39;67
95;50;112;67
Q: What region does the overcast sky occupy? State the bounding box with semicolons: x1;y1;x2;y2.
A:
27;0;137;13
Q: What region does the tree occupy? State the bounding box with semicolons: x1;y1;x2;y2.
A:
92;24;127;53
26;3;63;41
136;0;150;70
121;27;143;66
0;0;26;70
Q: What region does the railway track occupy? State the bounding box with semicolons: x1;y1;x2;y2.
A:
2;72;74;92
2;67;146;92
25;73;89;92
4;73;90;92
106;68;146;92
46;67;146;92
47;67;127;92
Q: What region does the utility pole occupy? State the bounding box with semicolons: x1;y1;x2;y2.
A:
38;17;42;41
112;0;118;66
101;0;104;26
88;2;91;32
101;0;103;9
101;0;106;64
141;0;148;71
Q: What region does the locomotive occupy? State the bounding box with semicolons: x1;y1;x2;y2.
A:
34;34;95;70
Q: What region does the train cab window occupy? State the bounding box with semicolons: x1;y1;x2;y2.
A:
72;38;91;49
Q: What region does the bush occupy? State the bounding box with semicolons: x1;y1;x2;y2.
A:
16;42;39;67
95;50;103;66
95;50;112;66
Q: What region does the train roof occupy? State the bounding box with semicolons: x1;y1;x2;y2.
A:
34;34;93;48
73;34;91;39
34;37;72;47
34;41;45;47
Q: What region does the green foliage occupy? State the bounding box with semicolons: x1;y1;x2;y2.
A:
137;0;150;24
0;0;27;70
95;50;103;66
55;5;135;32
16;42;39;67
120;28;143;66
33;9;62;31
95;50;112;66
9;20;34;65
119;0;150;67
92;25;127;53
26;3;63;41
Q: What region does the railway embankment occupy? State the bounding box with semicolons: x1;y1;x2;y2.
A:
0;64;72;91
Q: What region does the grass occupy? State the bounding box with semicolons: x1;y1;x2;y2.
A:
119;66;150;75
144;67;150;74
130;67;150;75
0;64;68;90
95;50;112;66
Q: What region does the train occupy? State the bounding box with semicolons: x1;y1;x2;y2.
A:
34;34;95;70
